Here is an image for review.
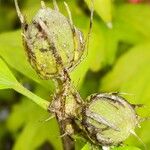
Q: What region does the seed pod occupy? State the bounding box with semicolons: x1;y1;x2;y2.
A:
15;0;85;79
82;93;138;146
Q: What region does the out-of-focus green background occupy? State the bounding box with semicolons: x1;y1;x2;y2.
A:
0;0;150;150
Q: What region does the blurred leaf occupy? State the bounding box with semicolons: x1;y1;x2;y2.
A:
0;58;49;110
7;97;62;150
0;58;18;89
100;43;150;93
81;144;141;150
85;0;112;26
72;3;150;85
14;83;49;110
70;12;109;86
1;1;150;149
100;4;150;66
95;4;150;66
7;99;29;132
0;31;54;91
100;43;150;148
0;89;15;101
74;135;87;150
0;6;16;32
112;146;141;150
116;4;150;38
81;143;91;150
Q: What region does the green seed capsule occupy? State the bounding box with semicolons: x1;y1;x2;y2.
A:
82;93;138;146
15;0;85;79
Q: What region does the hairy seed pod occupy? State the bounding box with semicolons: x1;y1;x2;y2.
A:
82;93;138;146
15;1;85;79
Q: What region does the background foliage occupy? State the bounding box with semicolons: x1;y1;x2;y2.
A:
0;0;150;150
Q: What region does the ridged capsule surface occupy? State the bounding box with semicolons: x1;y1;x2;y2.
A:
21;3;84;79
82;93;138;146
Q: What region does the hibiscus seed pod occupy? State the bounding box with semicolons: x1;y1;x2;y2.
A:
15;0;85;79
82;93;138;146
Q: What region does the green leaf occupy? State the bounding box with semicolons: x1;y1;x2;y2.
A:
100;43;150;92
81;143;91;150
100;4;150;66
72;3;150;84
0;31;54;91
74;135;87;150
81;144;141;150
0;58;18;89
7;98;63;150
85;0;112;26
0;58;49;110
13;83;49;110
116;4;150;38
100;43;150;148
112;146;141;150
0;6;16;32
71;18;109;86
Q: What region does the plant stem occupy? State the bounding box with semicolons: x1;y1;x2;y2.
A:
58;119;75;150
13;83;50;110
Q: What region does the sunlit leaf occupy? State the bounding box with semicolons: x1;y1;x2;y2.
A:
100;43;150;148
100;43;150;92
1;0;150;149
81;143;91;150
7;98;62;150
112;146;141;150
85;0;112;26
0;58;49;110
117;4;150;38
0;58;18;89
0;31;54;91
